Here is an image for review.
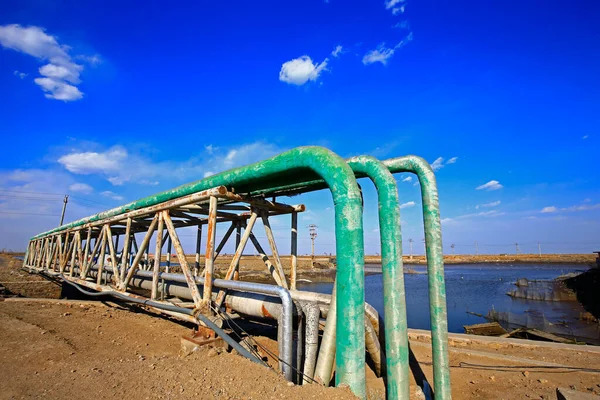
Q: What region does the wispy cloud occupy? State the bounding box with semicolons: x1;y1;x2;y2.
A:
431;156;459;171
13;70;27;79
331;45;343;57
582;135;589;140
400;201;415;209
476;180;503;191
68;183;93;194
362;32;413;65
279;55;328;85
402;176;412;182
0;24;97;101
541;204;600;213
56;141;286;187
431;157;444;171
476;200;501;209
393;21;410;30
442;210;505;224
101;191;124;201
385;0;406;14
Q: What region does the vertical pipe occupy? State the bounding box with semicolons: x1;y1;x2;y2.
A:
166;237;172;272
314;282;337;385
120;218;132;282
302;302;321;383
194;224;202;275
96;229;107;285
383;156;450;400
151;213;164;299
290;212;298;291
347;156;409;400
204;196;218;306
82;228;91;276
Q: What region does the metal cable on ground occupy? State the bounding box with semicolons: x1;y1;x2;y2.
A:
416;360;600;373
210;303;319;384
58;276;266;367
457;362;600;373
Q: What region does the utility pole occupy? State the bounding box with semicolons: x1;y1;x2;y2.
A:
408;238;413;260
308;224;318;264
451;244;455;255
515;242;520;255
538;242;542;257
475;240;479;256
59;195;69;226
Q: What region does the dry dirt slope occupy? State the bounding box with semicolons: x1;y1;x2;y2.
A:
0;300;355;400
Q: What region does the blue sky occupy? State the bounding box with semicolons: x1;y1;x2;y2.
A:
1;0;599;254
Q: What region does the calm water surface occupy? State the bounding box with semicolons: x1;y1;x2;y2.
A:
299;263;595;340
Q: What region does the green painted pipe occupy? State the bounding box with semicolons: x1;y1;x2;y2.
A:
29;146;367;398
382;155;450;400
346;156;409;400
240;156;450;399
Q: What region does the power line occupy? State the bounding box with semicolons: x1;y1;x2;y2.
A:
0;211;61;216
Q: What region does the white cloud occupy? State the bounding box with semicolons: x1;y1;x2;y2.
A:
385;0;405;10
363;46;395;65
402;176;412;182
101;191;124;201
57;141;285;187
331;45;343;57
400;201;415;209
0;168;101;250
58;147;126;174
33;77;83;101
541;206;557;213
392;6;405;14
76;54;101;65
13;70;27;79
39;63;81;83
68;183;93;194
582;135;589;140
431;156;458;171
476;200;501;209
279;56;328;85
476;180;503;191
441;210;505;225
204;144;215;154
541;203;600;214
393;21;410;29
0;24;95;101
363;33;413;65
431;157;444;171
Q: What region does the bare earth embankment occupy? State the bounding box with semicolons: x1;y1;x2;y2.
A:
3;254;600;399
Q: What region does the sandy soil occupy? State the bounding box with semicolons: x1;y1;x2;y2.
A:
2;298;600;400
4;255;600;399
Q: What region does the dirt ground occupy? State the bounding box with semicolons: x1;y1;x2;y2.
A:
2;299;600;400
3;255;600;399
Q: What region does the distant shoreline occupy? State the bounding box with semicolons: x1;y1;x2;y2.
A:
366;254;596;266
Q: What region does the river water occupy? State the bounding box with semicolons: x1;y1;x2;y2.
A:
298;263;600;344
